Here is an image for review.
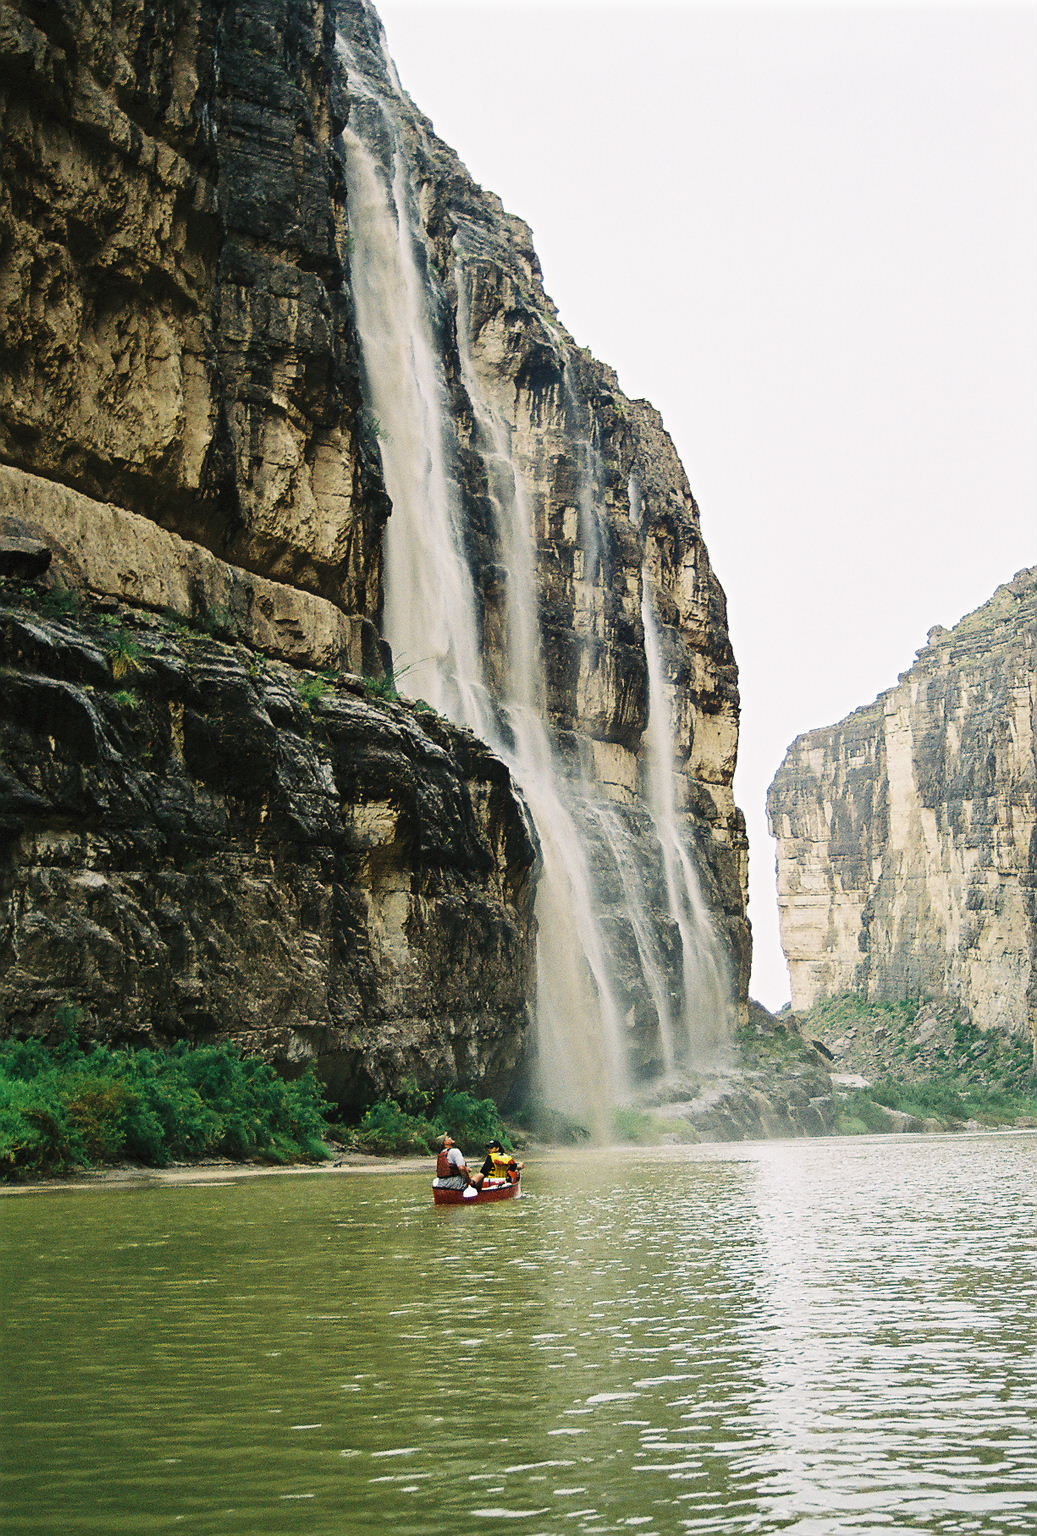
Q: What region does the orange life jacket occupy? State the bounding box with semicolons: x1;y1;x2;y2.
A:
436;1147;462;1180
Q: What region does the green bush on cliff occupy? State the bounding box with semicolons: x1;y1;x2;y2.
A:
0;1038;332;1179
295;672;337;709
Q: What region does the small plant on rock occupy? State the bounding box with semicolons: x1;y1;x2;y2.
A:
101;627;147;679
360;673;399;703
295;673;336;709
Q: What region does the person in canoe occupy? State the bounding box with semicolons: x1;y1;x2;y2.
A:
479;1140;523;1186
432;1132;473;1192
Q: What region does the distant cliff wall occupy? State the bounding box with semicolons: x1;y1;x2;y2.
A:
768;570;1037;1041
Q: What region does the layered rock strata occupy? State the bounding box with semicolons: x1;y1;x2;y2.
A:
0;591;536;1109
0;0;386;623
0;0;749;1100
336;3;748;1080
768;570;1037;1042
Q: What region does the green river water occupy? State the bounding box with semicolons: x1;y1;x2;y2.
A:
2;1133;1034;1536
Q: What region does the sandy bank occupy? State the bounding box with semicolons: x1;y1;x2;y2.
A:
0;1152;429;1196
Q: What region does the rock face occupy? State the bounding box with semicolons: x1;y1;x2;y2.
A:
335;4;747;1102
0;0;749;1108
0;0;386;622
0;591;535;1111
768;570;1037;1043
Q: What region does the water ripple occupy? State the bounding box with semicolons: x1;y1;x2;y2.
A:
1;1134;1034;1534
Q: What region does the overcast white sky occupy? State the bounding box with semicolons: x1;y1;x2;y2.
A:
375;0;1037;1008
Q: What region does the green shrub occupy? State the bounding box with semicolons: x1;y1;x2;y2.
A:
353;1099;439;1156
100;627;147;679
295;673;336;709
0;1076;87;1175
869;1075;1034;1125
0;1039;333;1180
10;582;82;619
360;672;399;703
834;1091;897;1134
834;1074;1035;1134
435;1088;507;1147
349;1086;511;1157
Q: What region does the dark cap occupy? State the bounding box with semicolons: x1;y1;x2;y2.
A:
486;1139;502;1150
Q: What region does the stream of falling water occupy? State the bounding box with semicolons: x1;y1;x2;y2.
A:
337;10;729;1131
642;590;732;1063
340;40;627;1135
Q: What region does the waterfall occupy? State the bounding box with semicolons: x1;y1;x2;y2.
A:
642;587;732;1064
339;30;629;1135
339;108;488;731
452;272;630;1132
586;803;678;1073
336;7;731;1131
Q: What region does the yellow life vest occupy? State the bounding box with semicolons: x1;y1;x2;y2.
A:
489;1150;517;1181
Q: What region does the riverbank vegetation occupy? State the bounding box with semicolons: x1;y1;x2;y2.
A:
799;994;1037;1133
0;1038;523;1179
835;1078;1036;1134
4;996;1032;1181
0;1038;332;1179
348;1079;512;1154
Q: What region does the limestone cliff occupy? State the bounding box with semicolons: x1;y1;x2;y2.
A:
768;570;1037;1043
0;0;748;1107
0;587;535;1111
0;0;386;624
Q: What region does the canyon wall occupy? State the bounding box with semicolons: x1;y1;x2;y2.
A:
0;0;386;625
0;0;748;1109
768;570;1037;1042
0;595;535;1111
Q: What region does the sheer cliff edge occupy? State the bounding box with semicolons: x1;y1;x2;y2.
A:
1;0;748;1106
768;569;1037;1049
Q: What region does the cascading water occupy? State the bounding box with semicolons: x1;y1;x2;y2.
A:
642;587;732;1064
339;30;629;1135
451;272;630;1133
339;96;487;730
337;6;732;1131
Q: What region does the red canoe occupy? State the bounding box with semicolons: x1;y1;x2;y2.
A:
432;1178;520;1206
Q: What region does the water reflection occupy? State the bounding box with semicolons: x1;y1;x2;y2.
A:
1;1135;1034;1534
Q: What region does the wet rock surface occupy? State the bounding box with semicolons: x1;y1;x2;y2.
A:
0;0;749;1094
0;591;536;1111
